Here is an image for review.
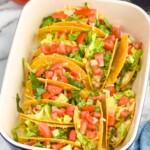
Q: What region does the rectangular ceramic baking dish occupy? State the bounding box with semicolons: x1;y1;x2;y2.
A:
0;0;150;149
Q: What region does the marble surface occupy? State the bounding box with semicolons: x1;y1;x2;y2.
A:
0;0;150;149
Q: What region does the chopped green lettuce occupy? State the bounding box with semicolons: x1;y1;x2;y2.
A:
60;144;72;150
63;115;72;123
41;33;53;44
68;32;80;41
88;90;99;97
16;94;23;113
107;97;117;110
55;93;69;103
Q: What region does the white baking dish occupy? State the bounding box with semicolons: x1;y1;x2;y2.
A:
0;0;150;149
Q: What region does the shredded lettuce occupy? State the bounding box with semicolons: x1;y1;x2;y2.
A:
40;33;53;44
88;90;100;97
54;128;70;140
68;32;80;41
16;94;23;113
55;93;69;103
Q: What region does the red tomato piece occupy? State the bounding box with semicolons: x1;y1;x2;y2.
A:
133;42;142;49
52;106;65;117
54;68;63;76
38;123;52;138
57;44;66;54
58;74;68;83
92;112;101;118
105;86;117;96
44;140;51;146
118;95;129;106
51;112;57;120
25;140;37;146
120;109;129;118
108;110;116;127
67;91;72;99
88;9;96;24
94;52;104;66
42;91;51;99
72;46;79;52
86;113;98;125
51;143;64;150
13;0;29;5
69;130;77;141
50;62;63;71
76;32;87;44
74;8;91;16
93;66;103;75
57;32;68;40
36;66;46;77
71;70;79;78
46;85;63;96
112;24;121;39
52;12;68;19
80;119;87;134
88;96;103;101
40;44;51;55
45;71;53;79
81;105;95;112
80;111;89;119
104;35;115;51
65;45;72;53
90;59;99;67
86;131;98;139
66;105;75;117
49;43;59;54
87;123;96;130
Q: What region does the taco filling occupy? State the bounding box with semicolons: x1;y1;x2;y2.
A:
106;89;135;147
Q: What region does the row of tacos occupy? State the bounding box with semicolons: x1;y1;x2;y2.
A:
12;2;143;150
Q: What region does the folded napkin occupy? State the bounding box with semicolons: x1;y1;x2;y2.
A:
128;121;150;150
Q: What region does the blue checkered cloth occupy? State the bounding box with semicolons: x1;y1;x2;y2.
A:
127;121;150;150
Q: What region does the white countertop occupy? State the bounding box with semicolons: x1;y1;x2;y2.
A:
0;0;150;149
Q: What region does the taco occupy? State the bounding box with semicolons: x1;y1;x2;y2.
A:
74;101;103;150
18;137;82;149
85;34;118;89
105;89;135;148
106;35;142;90
39;3;113;36
20;99;76;125
12;116;81;147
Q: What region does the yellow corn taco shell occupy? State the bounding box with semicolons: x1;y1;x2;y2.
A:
30;55;91;89
38;26;87;41
74;101;103;150
52;21;106;38
21;99;75;125
106;35;128;86
105;92;136;148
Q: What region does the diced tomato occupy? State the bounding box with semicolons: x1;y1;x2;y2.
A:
120;109;129;118
13;0;29;5
36;66;46;77
50;62;63;71
65;45;72;53
104;35;115;51
94;52;104;66
49;43;59;54
51;143;64;150
92;112;101;118
66;105;75;113
133;42;142;49
93;66;103;75
90;59;99;67
44;140;51;146
88;9;96;24
52;12;68;19
45;71;53;79
76;32;87;44
81;105;95;112
80;111;89;119
71;70;79;78
86;113;98;125
87;123;96;130
112;24;121;39
105;86;117;96
69;130;77;141
88;96;103;101
74;8;91;17
67;91;72;99
54;68;63;76
58;74;68;83
118;95;129;106
86;131;98;139
25;140;37;146
42;91;51;99
52;106;65;117
38;123;52;138
57;32;68;40
128;44;133;55
51;112;57;120
108;110;116;127
80;119;87;134
57;44;66;54
46;85;63;96
40;44;50;55
72;46;79;52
